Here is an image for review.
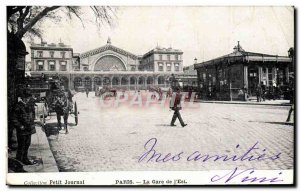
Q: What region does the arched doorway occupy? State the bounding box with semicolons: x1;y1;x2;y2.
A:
121;77;128;89
130;76;137;90
147;76;154;86
94;77;102;91
103;77;111;87
158;76;165;87
84;77;92;91
112;77;120;87
74;77;82;91
138;76;145;89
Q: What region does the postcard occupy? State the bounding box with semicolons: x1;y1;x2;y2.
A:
6;5;295;186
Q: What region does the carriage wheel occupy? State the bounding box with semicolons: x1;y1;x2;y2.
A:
74;101;78;125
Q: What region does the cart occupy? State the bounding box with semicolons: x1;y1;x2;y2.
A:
27;75;79;127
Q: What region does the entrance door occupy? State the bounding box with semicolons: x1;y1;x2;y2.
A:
248;67;259;96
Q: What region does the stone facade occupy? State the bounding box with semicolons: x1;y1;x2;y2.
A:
29;38;184;91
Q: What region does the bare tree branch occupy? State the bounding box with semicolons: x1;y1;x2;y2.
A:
8;6;117;39
67;6;85;28
15;6;60;38
16;6;31;32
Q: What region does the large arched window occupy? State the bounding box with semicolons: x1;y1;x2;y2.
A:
94;55;126;71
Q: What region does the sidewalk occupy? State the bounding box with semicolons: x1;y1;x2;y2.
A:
196;99;292;106
8;124;59;173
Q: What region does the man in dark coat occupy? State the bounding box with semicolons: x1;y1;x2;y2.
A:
12;90;36;165
53;92;69;134
256;84;262;102
170;87;187;127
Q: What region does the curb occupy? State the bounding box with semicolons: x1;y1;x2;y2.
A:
34;125;59;172
195;100;292;107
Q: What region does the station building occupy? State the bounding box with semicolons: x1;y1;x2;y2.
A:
29;38;184;91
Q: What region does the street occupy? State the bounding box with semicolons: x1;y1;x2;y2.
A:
46;91;294;172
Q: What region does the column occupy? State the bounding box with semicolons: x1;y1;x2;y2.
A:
258;66;262;84
69;74;72;90
285;66;289;83
272;67;277;86
110;76;113;88
91;76;95;91
244;66;248;89
135;78;137;91
266;67;269;87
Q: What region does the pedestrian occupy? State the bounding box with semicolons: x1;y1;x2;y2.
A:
53;92;69;134
12;89;37;165
170;87;187;127
256;84;262;102
286;82;294;122
28;95;37;119
86;88;89;98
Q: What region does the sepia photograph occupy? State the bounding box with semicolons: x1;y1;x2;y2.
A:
5;4;295;186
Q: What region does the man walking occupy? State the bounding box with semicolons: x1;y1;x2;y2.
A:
85;88;89;98
12;90;37;165
170;87;187;127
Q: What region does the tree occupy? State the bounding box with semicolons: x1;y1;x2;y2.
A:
7;6;117;39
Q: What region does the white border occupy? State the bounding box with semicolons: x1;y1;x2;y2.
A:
1;1;298;190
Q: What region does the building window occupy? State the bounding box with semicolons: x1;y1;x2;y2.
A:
60;61;67;71
60;51;66;59
50;51;54;58
158;63;163;71
37;51;43;58
174;63;179;71
131;66;136;71
175;55;178;60
37;61;44;71
166;63;171;71
159;55;162;60
167;55;171;61
49;61;55;71
83;66;88;71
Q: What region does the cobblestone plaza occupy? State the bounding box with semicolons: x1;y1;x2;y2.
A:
45;92;294;172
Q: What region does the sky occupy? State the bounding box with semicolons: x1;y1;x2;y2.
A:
24;6;294;66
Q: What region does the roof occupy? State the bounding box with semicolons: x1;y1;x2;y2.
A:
80;43;138;60
194;42;292;69
143;46;183;58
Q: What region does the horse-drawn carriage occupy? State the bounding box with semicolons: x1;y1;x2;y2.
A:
26;75;79;127
95;85;117;98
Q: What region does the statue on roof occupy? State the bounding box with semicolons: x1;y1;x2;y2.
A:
233;41;245;52
107;37;111;45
